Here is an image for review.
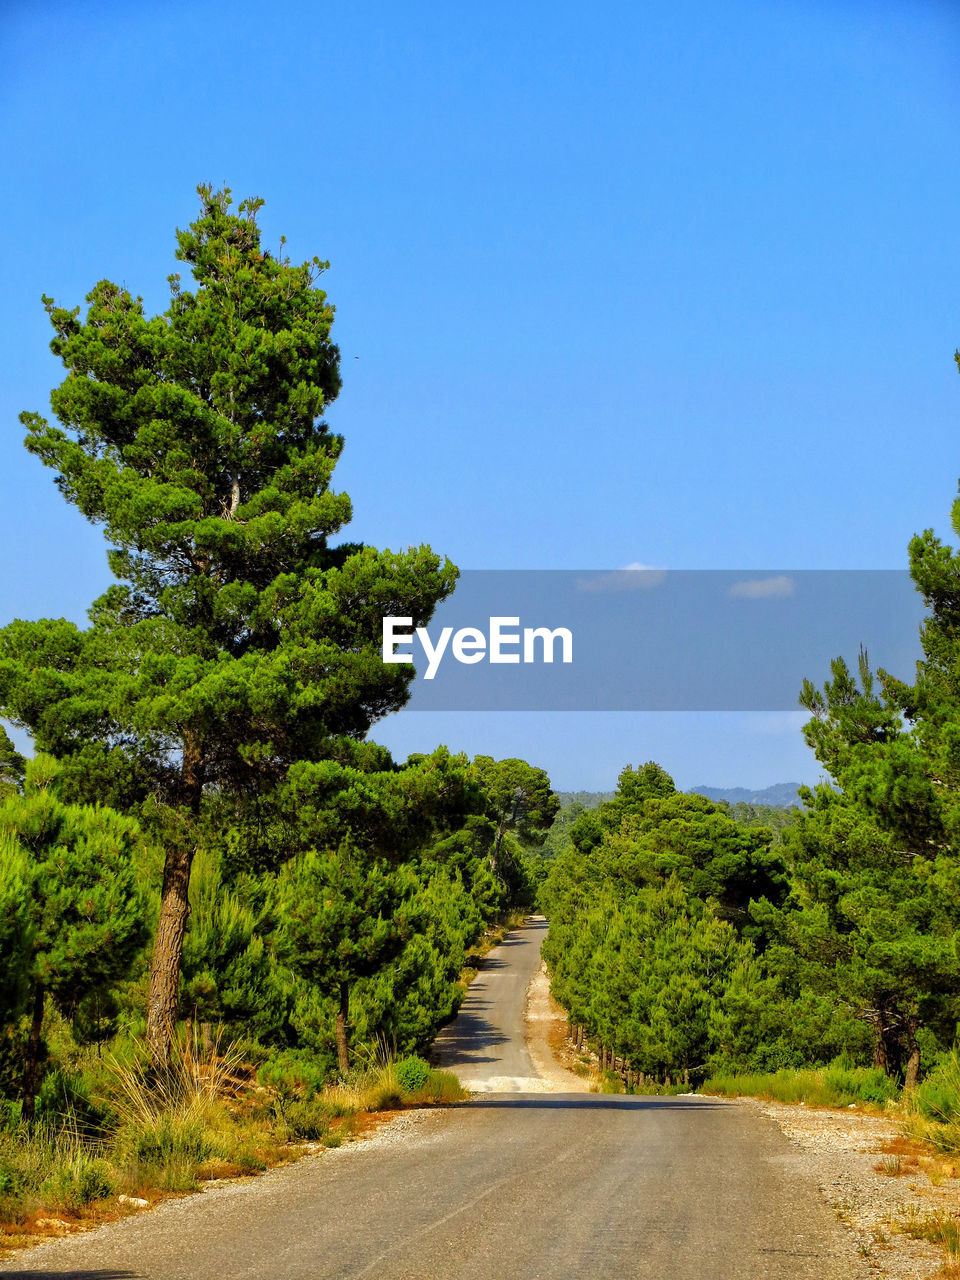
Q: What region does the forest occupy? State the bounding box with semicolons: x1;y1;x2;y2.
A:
3;184;960;1223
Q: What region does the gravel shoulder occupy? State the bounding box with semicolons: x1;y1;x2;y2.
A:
734;1096;960;1278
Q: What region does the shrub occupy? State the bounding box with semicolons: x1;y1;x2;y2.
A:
43;1152;115;1211
118;1113;213;1168
912;1052;960;1122
904;1051;960;1155
257;1051;327;1101
412;1069;466;1104
394;1056;431;1094
278;1098;330;1140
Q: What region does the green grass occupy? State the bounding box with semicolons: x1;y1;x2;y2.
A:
702;1063;899;1109
903;1051;960;1156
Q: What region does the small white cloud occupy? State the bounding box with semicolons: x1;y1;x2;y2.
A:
729;575;795;600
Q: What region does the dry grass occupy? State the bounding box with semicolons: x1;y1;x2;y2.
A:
0;1035;466;1260
899;1209;960;1260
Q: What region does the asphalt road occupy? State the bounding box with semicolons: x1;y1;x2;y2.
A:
432;917;554;1091
1;920;865;1280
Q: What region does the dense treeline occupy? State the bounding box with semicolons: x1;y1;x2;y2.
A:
0;733;548;1117
541;763;787;1082
543;485;960;1088
0;188;555;1123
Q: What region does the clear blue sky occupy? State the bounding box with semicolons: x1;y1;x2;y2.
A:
2;0;959;791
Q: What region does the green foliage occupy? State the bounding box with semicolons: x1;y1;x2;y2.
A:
394;1055;431;1092
472;756;559;891
911;1051;960;1123
0;759;146;1112
0;184;457;1056
725;802;800;844
0;728;24;797
181;849;291;1041
703;1061;899;1108
541;761;794;1081
43;1151;116;1210
256;1050;327;1101
0;831;33;1026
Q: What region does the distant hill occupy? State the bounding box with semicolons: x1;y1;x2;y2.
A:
555;791;614;810
687;782;802;808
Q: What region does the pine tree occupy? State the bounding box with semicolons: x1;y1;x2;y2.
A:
785;646;960;1083
0;758;145;1115
0;728;24;796
472;756;559;884
0;187;456;1060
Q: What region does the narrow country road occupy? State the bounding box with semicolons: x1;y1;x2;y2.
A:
431;917;580;1091
0;920;866;1280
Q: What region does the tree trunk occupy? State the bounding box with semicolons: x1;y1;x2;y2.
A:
146;843;194;1062
145;738;203;1064
21;983;45;1122
335;982;350;1075
872;1019;890;1073
904;1018;921;1090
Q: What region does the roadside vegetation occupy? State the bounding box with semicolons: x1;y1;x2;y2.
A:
0;188;548;1245
539;398;960;1105
702;1063;900;1109
0;1034;463;1242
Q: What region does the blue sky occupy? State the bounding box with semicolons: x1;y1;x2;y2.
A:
2;0;959;791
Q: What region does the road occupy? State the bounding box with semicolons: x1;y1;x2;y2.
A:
1;919;865;1279
432;917;581;1091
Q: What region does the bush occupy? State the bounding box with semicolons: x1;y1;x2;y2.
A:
394;1056;431;1094
912;1051;960;1122
905;1051;960;1154
410;1069;466;1104
43;1152;115;1211
118;1113;213;1168
257;1050;327;1101
278;1098;330;1140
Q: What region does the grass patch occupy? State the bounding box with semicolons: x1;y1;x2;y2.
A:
900;1209;960;1259
0;1034;467;1253
702;1063;899;1109
903;1052;960;1158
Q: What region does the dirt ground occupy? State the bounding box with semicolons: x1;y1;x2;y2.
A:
523;960;592;1091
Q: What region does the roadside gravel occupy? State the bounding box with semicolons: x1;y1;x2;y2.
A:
738;1097;960;1277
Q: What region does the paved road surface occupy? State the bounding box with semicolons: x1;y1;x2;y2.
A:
432;917;556;1091
0;920;865;1280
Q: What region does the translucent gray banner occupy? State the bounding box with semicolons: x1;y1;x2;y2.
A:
383;570;924;710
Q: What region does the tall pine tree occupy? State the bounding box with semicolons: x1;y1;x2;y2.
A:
0;187;456;1059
